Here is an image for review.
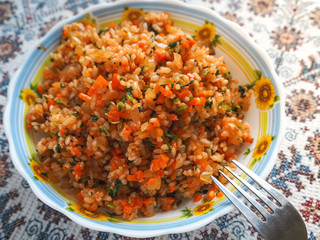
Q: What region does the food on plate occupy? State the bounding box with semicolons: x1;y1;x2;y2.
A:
26;8;253;220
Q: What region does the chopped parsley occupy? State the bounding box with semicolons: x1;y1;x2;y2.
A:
238;86;246;98
60;83;65;88
99;127;109;135
204;70;210;76
205;100;213;109
91;115;99;122
180;80;194;88
169;41;178;49
164;132;179;141
177;105;187;112
71;112;79;116
215;69;220;76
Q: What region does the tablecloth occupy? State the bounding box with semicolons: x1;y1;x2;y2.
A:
0;0;319;239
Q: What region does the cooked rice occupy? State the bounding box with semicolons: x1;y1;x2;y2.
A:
26;10;253;220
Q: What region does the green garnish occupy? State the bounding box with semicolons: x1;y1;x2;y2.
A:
177;105;187;112
91;115;99;122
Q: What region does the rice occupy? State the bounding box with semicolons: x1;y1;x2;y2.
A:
26;9;253;220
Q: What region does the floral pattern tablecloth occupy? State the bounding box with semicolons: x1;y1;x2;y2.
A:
0;0;320;239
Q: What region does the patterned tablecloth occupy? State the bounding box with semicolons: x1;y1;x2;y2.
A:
0;0;320;239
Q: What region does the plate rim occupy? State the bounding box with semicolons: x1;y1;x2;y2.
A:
3;0;286;237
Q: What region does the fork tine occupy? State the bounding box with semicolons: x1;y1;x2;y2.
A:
224;166;277;212
218;170;270;217
210;176;261;224
232;160;286;205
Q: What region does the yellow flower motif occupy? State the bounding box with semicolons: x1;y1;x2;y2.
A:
79;13;97;28
29;160;49;183
20;88;38;106
122;8;144;22
254;76;276;110
193;201;214;215
66;202;109;221
252;134;273;160
196;23;216;42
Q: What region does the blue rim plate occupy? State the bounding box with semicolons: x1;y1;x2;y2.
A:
4;0;285;237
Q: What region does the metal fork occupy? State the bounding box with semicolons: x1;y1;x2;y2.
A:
211;160;308;240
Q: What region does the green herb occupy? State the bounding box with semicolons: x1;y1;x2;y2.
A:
205;100;213;109
119;122;123;130
105;72;110;78
203;66;210;69
119;76;126;81
204;70;210;76
71;112;79;116
67;96;75;105
180;80;194;88
164;132;179;141
177;105;187;112
169;41;178;48
126;91;134;101
173;98;180;103
54;144;61;153
148;23;159;35
150;111;156;117
182;208;193;218
50;58;54;62
224;72;230;77
167;144;172;151
53;122;59;126
91;115;99;122
142;140;158;147
215;69;220;76
144;85;150;88
55;99;63;105
118;101;125;110
169;48;172;55
111;179;125;197
220;102;232;111
60;83;65;88
139;66;146;76
99;127;109;135
108;204;115;208
238;86;246;98
244;148;252;156
53;68;59;73
211;149;215;155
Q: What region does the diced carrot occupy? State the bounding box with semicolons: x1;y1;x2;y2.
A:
111;73;126;90
79;93;92;102
115;147;123;154
159;32;165;37
126;175;137;181
85;24;93;30
88;75;109;96
216;191;224;198
110;159;118;170
72;147;80;156
213;81;221;88
159;85;173;98
169;185;177;192
37;85;43;93
86;150;94;156
88;203;98;212
77;192;84;202
42;70;59;78
181;41;190;49
154;49;167;61
167;197;175;205
155;128;163;137
170;172;176;180
134;170;144;181
48;99;55;106
132;20;139;26
244;136;254;144
176;88;190;100
188;38;196;46
138;42;145;48
109;23;116;29
63;28;71;37
147;177;157;185
170;114;178;121
123;205;133;215
60;127;66;136
207;189;216;201
193;193;202;202
199;128;205;135
57;93;63;98
143;197;154;206
182;112;189;119
156;94;165;104
224;152;234;160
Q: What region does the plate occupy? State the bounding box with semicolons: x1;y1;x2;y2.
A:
4;0;285;237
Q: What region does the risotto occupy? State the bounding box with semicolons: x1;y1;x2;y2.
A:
26;9;253;220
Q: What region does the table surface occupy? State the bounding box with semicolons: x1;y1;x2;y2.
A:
0;0;320;239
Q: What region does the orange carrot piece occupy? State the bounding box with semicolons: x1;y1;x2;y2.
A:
79;93;92;102
193;193;202;202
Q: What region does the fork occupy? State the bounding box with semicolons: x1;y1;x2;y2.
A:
211;160;308;240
